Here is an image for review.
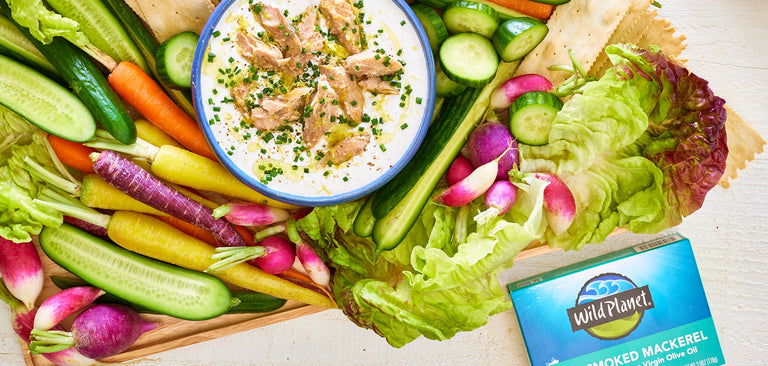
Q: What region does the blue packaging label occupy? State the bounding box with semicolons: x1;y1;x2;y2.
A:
509;234;724;366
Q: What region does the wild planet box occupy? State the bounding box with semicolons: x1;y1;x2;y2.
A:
508;233;725;366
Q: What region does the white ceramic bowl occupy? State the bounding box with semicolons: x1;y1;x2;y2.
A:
192;0;435;206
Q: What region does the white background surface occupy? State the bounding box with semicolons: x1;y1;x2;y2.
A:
1;0;767;365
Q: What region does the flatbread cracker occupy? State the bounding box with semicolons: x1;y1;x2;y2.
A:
720;106;766;188
514;0;633;85
124;0;218;42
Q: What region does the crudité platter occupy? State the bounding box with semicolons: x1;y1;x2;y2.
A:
0;0;764;365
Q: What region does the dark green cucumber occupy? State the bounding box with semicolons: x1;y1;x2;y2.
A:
0;54;95;141
439;32;498;88
40;224;234;320
414;0;453;9
0;2;136;144
0;13;58;79
44;0;148;73
51;276;287;314
435;62;467;98
369;61;520;251
442;1;499;38
352;194;377;238
410;3;447;53
492;17;548;62
509;91;563;146
102;0;197;118
156;31;199;89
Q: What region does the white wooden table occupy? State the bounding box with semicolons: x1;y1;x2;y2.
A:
2;0;766;364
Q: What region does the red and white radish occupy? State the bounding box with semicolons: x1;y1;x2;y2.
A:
0;282;95;366
434;159;499;207
467;121;519;180
474;180;519;225
31;303;159;360
446;155;474;186
535;173;576;235
0;238;44;310
295;240;330;287
33;286;105;332
490;74;553;110
253;236;296;275
212;201;291;226
91;150;246;247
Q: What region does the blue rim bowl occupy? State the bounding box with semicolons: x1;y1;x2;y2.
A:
192;0;435;207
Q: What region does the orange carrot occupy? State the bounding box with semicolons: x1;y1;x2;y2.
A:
486;0;554;20
156;215;219;246
47;135;97;174
107;61;216;161
235;225;255;244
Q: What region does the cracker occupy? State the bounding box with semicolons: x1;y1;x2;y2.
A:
124;0;217;42
514;0;633;85
719;106;766;188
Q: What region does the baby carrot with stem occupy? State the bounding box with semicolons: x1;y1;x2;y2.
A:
46;135;97;174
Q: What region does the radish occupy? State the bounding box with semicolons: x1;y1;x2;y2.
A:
295;240;330;287
0;238;44;310
433;158;499;207
446;155;474;186
34;286;105;332
0;282;95;365
474;180;519;225
212;201;291;226
490;74;553;110
208;236;295;274
534;173;576;235
91;150;247;247
467;121;519;180
30;303;159;359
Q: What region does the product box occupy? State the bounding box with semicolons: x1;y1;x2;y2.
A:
508;233;725;366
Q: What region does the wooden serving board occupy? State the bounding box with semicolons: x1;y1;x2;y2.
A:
18;236;560;365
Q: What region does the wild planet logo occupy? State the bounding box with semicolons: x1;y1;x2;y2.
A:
566;273;654;340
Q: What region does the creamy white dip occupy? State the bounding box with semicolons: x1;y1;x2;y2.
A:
196;0;432;205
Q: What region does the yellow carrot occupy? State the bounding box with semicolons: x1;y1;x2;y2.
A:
150;145;300;210
133;118;183;148
80;174;166;216
107;211;336;308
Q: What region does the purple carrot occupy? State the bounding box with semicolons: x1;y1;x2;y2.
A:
212;201;291;226
63;216;110;239
91;150;246;247
31;303;160;360
0;238;44;310
0;282;95;365
295;241;330;287
34;286;105;331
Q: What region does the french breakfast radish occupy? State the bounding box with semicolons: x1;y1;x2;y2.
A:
446;155;474;186
467;121;520;180
33;286;105;332
91;150;247;247
0;282;95;366
534;172;576;235
30;303;159;359
0;238;43;310
295;240;331;287
213;202;291;226
474;180;518;225
490;74;553;110
434;159;499;207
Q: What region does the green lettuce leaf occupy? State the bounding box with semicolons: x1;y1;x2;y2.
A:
298;178;547;347
5;0;89;46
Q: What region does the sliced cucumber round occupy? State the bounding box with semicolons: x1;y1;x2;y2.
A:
410;3;448;53
492;17;549;62
439;32;498;88
442;1;499;38
509;91;563;146
156;31;199;89
0;54;95;142
435;62;467;98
